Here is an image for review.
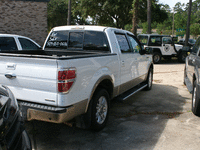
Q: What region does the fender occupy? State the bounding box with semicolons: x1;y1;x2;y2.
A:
84;70;115;113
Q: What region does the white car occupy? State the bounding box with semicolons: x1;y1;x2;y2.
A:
0;34;41;51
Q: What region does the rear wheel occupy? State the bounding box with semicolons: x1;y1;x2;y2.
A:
192;80;200;116
153;52;162;64
90;88;110;131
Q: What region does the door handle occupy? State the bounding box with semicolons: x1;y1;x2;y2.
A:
121;61;125;67
5;73;16;79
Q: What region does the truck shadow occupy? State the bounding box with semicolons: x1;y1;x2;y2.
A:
25;83;190;150
158;58;184;64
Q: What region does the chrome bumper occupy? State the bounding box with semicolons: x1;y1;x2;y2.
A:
18;100;87;124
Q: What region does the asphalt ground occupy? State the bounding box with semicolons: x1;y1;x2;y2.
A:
25;60;200;150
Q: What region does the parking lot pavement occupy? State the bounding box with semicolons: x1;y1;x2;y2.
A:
26;62;200;150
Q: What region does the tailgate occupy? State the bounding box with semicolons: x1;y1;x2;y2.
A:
0;56;58;106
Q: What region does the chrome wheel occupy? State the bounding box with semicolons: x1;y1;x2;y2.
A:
96;96;108;124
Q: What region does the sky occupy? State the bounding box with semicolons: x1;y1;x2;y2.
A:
159;0;190;9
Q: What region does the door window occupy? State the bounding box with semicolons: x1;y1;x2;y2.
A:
115;34;131;53
0;37;18;51
19;38;40;50
127;35;141;53
163;37;172;44
193;37;200;54
149;36;162;46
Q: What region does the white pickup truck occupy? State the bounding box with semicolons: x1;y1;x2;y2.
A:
0;26;153;130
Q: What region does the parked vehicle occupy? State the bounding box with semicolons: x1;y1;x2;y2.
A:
184;36;200;116
138;34;189;63
0;85;32;150
178;38;196;47
0;26;153;131
0;34;41;51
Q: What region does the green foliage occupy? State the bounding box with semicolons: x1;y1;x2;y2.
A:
190;23;200;38
47;0;68;31
141;22;148;34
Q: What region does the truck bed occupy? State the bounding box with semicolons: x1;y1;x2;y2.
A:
0;50;112;59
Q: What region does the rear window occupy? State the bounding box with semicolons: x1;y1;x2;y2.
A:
0;37;18;51
138;35;148;45
45;30;110;52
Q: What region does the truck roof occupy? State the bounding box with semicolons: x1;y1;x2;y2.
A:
52;25;110;32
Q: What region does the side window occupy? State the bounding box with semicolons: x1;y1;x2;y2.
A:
115;34;131;53
83;31;109;51
127;35;141;53
19;38;40;50
68;32;83;48
163;37;172;44
0;37;18;51
149;36;162;46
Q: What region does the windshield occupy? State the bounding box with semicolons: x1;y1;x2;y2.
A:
45;30;110;52
138;35;148;45
189;39;196;44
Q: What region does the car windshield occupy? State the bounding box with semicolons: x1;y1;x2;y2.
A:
138;35;148;45
189;39;196;44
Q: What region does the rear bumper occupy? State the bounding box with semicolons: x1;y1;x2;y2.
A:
18;99;88;124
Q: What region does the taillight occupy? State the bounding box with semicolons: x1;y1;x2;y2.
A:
58;68;76;93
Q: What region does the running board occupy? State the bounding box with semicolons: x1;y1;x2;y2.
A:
118;83;148;101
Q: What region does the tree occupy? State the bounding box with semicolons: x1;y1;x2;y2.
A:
47;0;69;31
132;0;139;35
190;23;200;38
147;0;151;34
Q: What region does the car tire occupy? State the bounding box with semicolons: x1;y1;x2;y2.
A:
178;52;187;63
192;80;200;116
144;68;153;91
153;52;162;64
90;88;110;131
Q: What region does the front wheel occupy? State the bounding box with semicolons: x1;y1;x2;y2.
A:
144;68;153;90
192;81;200;116
90;88;110;131
178;52;187;63
153;52;162;64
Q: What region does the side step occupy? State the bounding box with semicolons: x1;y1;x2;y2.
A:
118;83;148;101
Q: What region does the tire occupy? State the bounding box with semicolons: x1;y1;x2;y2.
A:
192;81;200;116
178;52;187;63
90;88;110;131
153;52;162;64
144;68;153;90
183;66;186;85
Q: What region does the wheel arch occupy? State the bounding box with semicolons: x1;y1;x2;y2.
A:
85;75;114;113
152;48;162;54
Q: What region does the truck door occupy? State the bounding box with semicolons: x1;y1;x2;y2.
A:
162;37;176;55
115;32;147;94
187;38;200;83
